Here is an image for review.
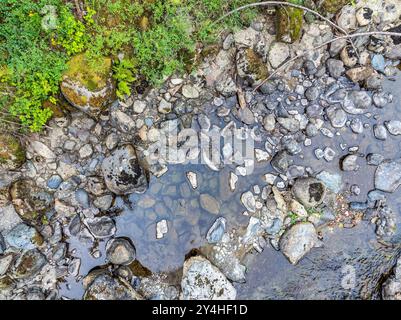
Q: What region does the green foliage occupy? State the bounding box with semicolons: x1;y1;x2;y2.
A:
113;58;137;98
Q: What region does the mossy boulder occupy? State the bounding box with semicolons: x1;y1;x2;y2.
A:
0;134;26;172
60;54;116;116
276;3;304;43
10;179;53;228
319;0;350;14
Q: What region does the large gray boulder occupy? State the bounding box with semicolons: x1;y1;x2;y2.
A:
375;159;401;193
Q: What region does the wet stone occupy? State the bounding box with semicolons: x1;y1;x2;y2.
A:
241;191;256;213
156;219;168;239
385;120;401;136
47;175;62;189
200;194;220;215
323;147;336;162
341;154;360;171
292;178;326;208
350;118;364;134
375;159;401;193
373;124;388;140
106;238;136;265
206;217;226;244
85;216;116;239
326;105;347;128
367;153;384;166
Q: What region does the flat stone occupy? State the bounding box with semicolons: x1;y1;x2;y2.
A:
269;42;290;69
200;194;220;215
375;159;401;193
182;85;200;99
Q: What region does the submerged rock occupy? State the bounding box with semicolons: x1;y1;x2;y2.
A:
101;145;148;195
106;238;136;265
375;159;401;193
60;54;115;115
200;194;220;215
279;222;321;265
84;271;142;300
181;256;236;300
206;217;227;244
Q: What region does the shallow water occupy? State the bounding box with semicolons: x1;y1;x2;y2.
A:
60;72;401;299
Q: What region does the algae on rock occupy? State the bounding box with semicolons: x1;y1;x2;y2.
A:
276;0;304;43
0;134;26;172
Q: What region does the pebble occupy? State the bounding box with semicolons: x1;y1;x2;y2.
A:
182;85;200;99
47;175;62;189
341;154;360;171
133;100;147;113
323;147;336;162
200;194;220;215
206;217;226;244
156;220;168;239
373;124;388;140
385;120;401;136
79;144;93;159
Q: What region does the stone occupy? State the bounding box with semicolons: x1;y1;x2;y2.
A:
60;54;115;115
105;133;119;150
255;149;271;162
337;5;356;31
292;178;326;208
279;222;321;265
375;159;401;193
93;194;113;211
10;179;52;227
101;145;148;195
106;238;136;265
133;100;147;113
0;134;26;171
84;271;141;300
350;118;364;134
79;144;93;159
200;194;220;215
326;59;345;79
356;7;373;26
229;172;238;192
158;99;172;114
75;189;90;208
186;172;197;189
263;114;276;131
346;66;374;83
28;140;55;159
323;147;336;162
326;105;347;128
305;87;320;101
181;256;236;300
290;200;308;218
206;217;226;244
373;124;388;140
47;175;62;190
373;92;393;108
367;153;385;166
57;161;78;180
156;219;168;239
385;121;401;136
268;42;290;69
0;254;13;276
343;91;372;115
0;205;23;234
241;191;256;213
316;171;342;193
182;85;199;99
12;249;46;279
85;216;116;239
4;223;42;250
341;154;360;171
330;38;347;56
271;151;291;174
277;117;300;132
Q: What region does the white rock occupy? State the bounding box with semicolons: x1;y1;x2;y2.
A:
29;141;56;159
156;220;168;239
229;172;238;191
133;100;147;113
186;172;198;189
241;191;256;213
181;85;199;99
255;149;271;162
158;99;172;114
263;173;277;185
268;42;290;69
181;256;236;300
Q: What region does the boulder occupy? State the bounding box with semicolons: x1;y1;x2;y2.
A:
375;159;401;193
0;134;25;172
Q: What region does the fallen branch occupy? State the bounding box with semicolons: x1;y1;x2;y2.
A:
253;30;401;92
213;1;358;54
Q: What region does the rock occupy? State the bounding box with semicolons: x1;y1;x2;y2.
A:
241;191;256;213
106;238;136;265
290;200;308;218
371;54;386;73
263;114;276;131
79;144;93;159
12;249;46;279
337;5;356;31
10;179;52;227
326;105;347;128
305;87;320;101
206;217;226;244
375;159;401;193
292;178;326;208
343;91;372;115
60;54;115;115
158;99;172;114
330;38;347;56
255;149;271;162
101;145;148;195
385;121;401;136
279;222;321;265
197;114;211;131
277;117;300;132
276;5;303;43
382;258;401;300
316;171;342;193
57;161;78;180
75;189;90;208
85;216;116;239
326;59;345;78
105;133;119;150
229;172;238;191
356;7;373;26
133;100;147;114
350;118;364;134
182;85;200;99
271;151;291;174
346;66;375;83
323;147;336;162
28;140;55;159
268;42;290;68
373;124;388;140
340;46;358;67
0;254;13;276
341;154;360;171
0;134;26;172
47;175;62;190
236;48;268;83
385;44;401;60
84;271;141;300
181;256;236;300
4;223;42;250
156;219;168;239
373;92;393;108
367;153;384;166
200;194;220;215
186;172;197;189
93;194;113;211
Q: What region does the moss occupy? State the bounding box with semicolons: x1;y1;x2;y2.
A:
276;2;304;43
319;0;350;14
246;48;269;80
63;53;112;91
0;134;26;169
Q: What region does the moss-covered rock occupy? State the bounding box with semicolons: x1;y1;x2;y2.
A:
276;1;304;43
319;0;350;14
10;179;53;228
0;134;26;172
60;53;115;116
